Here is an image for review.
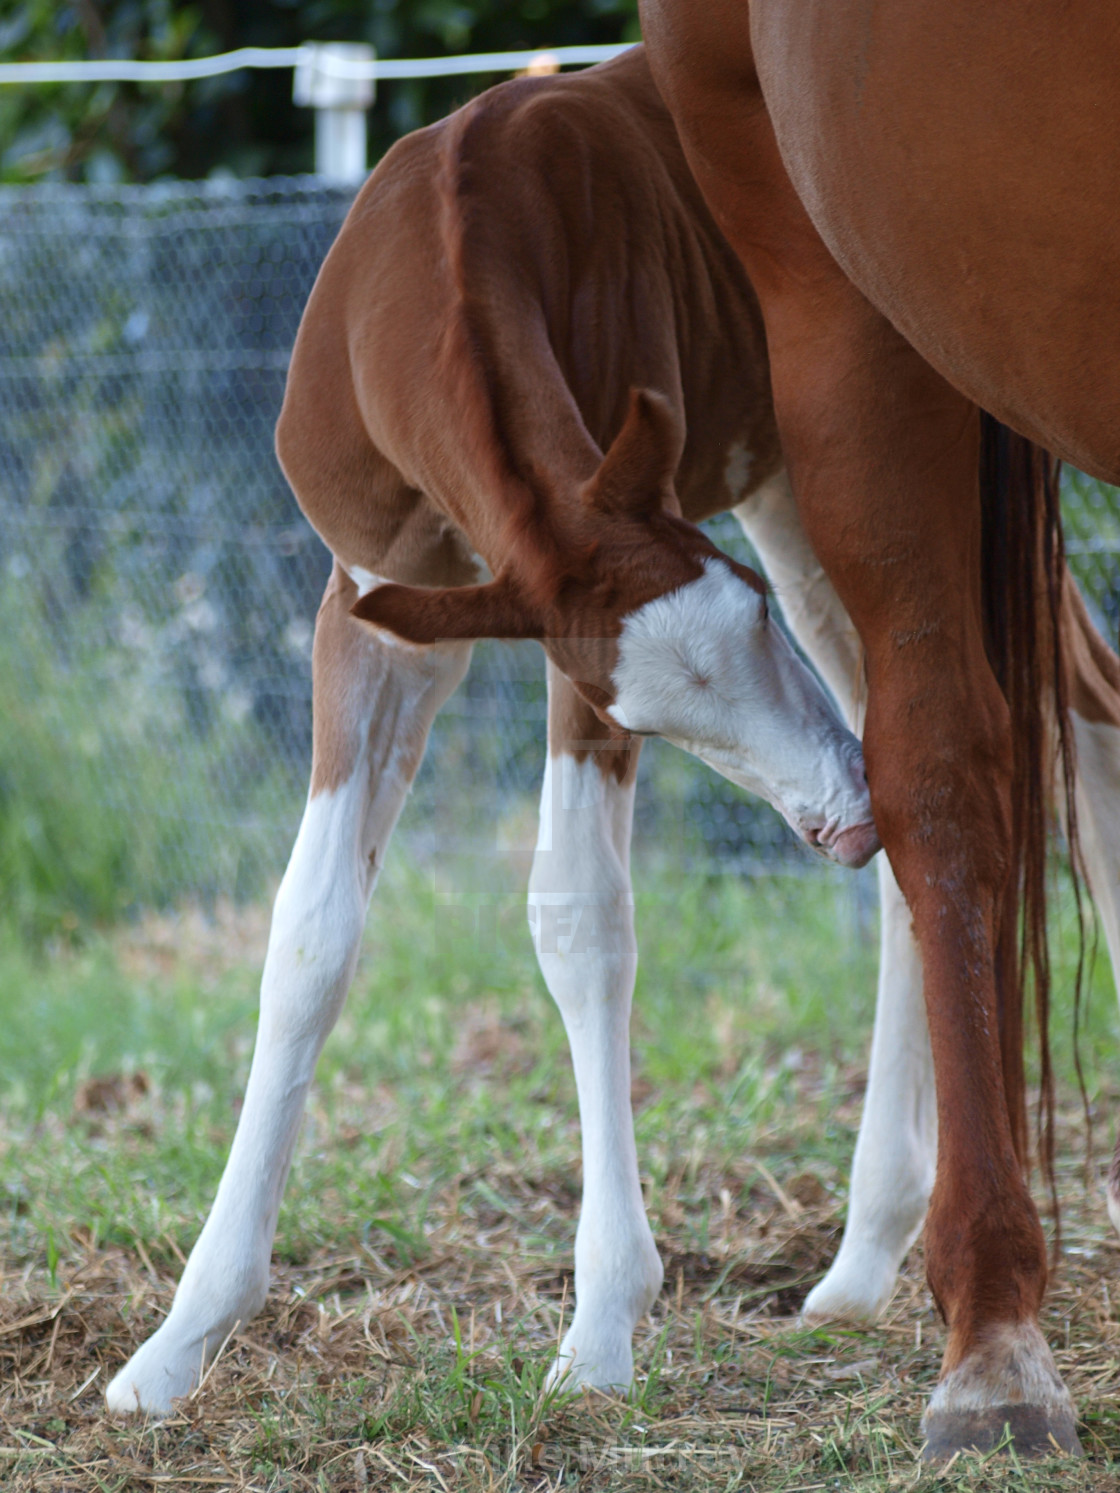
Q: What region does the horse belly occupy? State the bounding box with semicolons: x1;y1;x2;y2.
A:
750;0;1120;481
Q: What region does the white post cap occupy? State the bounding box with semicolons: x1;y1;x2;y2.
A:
293;42;375;111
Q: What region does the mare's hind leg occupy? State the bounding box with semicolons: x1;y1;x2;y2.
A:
529;662;663;1390
740;488;1120;1322
106;563;470;1413
735;475;936;1323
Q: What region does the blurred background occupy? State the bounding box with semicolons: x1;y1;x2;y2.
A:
2;2;1119;945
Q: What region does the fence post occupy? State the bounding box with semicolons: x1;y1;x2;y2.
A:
293;42;375;183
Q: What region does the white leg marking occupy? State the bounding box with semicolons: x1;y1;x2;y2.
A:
529;753;662;1391
106;632;470;1414
802;856;936;1322
734;470;865;730
924;1321;1074;1418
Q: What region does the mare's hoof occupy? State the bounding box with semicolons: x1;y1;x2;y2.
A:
920;1321;1081;1461
921;1402;1082;1461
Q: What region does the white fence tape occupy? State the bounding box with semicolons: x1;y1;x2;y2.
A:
0;42;634;87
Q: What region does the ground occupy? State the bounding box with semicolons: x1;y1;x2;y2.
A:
1;857;1118;1490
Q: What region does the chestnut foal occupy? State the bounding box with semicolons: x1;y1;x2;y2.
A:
642;3;1099;1457
106;49;875;1414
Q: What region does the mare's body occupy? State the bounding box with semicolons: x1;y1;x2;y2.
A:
640;4;1100;1458
745;2;1120;483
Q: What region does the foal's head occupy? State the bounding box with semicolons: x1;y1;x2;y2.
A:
353;390;878;867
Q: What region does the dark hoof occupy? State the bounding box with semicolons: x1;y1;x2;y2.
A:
921;1403;1083;1462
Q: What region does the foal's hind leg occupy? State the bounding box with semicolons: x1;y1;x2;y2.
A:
529;663;663;1391
106;563;470;1413
735;476;936;1323
801;857;936;1320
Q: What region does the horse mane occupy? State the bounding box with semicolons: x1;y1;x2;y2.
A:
978;412;1084;1247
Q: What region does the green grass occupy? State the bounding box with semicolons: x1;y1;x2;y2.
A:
0;861;884;1263
1;854;1119;1489
0;578;300;943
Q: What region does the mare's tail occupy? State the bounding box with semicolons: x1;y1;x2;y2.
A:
978;412;1082;1232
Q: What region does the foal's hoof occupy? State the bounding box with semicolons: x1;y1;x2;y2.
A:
921;1403;1082;1461
920;1321;1081;1461
800;1242;900;1325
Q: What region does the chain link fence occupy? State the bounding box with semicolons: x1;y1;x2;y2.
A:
2;176;1119;928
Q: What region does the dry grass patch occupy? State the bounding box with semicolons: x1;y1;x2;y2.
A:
3;866;1118;1488
3;1128;1120;1491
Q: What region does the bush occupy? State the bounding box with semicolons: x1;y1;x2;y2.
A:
0;576;297;943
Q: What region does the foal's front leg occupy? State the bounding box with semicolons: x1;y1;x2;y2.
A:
801;856;936;1320
529;664;662;1390
106;564;470;1413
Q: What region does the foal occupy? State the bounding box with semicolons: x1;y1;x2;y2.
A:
106;48;874;1413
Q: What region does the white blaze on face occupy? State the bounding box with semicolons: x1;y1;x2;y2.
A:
607;558;877;866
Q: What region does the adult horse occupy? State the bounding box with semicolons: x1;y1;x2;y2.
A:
751;3;1120;486
640;2;1097;1460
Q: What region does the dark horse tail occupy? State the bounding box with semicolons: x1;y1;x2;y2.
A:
979;412;1081;1232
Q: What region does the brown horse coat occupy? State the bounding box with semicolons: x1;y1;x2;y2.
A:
641;2;1088;1459
276;48;783;639
746;2;1120;483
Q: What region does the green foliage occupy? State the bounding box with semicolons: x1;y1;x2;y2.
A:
0;0;208;181
0;576;295;943
1;0;641;183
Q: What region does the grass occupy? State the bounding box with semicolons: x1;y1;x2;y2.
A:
1;853;1120;1489
0;577;303;944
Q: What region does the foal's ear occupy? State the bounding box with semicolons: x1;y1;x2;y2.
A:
351;573;543;644
583;387;684;520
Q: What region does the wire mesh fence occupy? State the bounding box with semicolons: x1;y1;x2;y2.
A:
2;176;1119;924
